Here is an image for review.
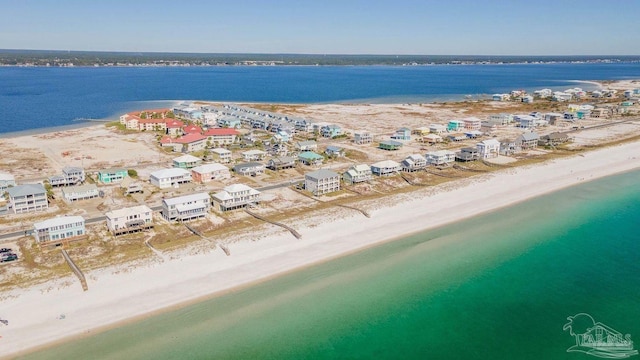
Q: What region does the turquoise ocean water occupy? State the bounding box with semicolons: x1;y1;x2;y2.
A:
20;169;640;360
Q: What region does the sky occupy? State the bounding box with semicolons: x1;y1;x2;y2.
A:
1;0;639;55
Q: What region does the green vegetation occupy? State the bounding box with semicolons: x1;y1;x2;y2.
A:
127;169;138;178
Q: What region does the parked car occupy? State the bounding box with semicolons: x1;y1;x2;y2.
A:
0;248;12;253
1;253;17;262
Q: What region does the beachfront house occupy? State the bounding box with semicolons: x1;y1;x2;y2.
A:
455;147;480;162
191;163;231;183
296;140;318;151
354;131;373;144
242;150;267;162
105;205;154;236
539;132;570;147
212;184;261;211
521;95;534;103
378;140;403;151
149;168;192;189
298;151;325;166
97;168;128;184
33;215;86;247
210;148;232;163
161;192;210;222
120;177;144;195
305;169;341;196
48;166;85;187
173;154;202;169
425;150;456;166
477;139;501;159
232;162;265;176
391;127;411;141
492;94;510;101
267;156;296;171
371;160;401;177
6;184;48;214
0;172;16;192
62;184;99;202
401;154;427;172
516;132;540;150
343;164;372;184
325;145;345;158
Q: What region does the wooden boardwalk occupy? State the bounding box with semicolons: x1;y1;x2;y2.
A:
244;209;302;239
61;249;88;291
184;224;230;256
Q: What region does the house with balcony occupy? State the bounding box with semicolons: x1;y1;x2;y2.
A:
422;134;443;144
305;169;340;196
267;156;296;170
425;150;456;166
401;154;427;172
487;113;514;126
212;184;261;211
48;166;85;187
378;140;403;151
538;132;570;147
447;120;464;131
232;162;265;176
173;154;202;169
203;128;240;145
298;151;324;166
191;163;231;183
62;184;99;202
242;149;267;162
296;140;318;151
477;139;501;159
391;127;411;141
463;117;482;131
343;164;373;184
97;168;128;184
516;132;540;150
455;147;480;162
33;215;86;247
321;125;343;138
105;205;153;236
371;160;401;176
165;119;185;137
429;124;447;134
6;184;48;214
149;168;192;189
161;192;210;222
325;145;345;157
210;148;232;163
354;131;373;144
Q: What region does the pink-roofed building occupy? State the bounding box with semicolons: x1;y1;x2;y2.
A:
203;128;240;145
183;124;202;134
166;120;185;137
161;133;207;153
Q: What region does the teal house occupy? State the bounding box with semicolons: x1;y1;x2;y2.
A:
378;140;403;151
447;120;464;131
98;168;128;184
298;151;325;166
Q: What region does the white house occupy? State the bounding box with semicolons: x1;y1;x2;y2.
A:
161;192;210;222
149;168;192;189
33;215;85;246
401;154;427;172
212;184;261;211
425;150;456;166
105;205;154;236
305;169;341;196
62;184;99;202
210;148;232;163
0;172;16;192
6;184;48;214
354;131;373;144
296;140;318;151
477;139;501;159
371;160;401;177
242;149;267;162
343;164;372;184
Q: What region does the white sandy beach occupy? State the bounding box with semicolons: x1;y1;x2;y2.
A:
1;140;640;358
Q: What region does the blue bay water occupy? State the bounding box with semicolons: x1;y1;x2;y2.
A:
2;63;640;134
20;170;640;360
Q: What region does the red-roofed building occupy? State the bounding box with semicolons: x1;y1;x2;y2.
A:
138;118;167;131
203;128;240;145
183;124;202;134
160;133;207;153
166;120;185;137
